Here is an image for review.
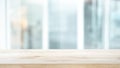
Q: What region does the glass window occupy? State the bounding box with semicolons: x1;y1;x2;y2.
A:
84;0;104;49
48;0;77;49
8;0;44;49
109;0;120;49
1;0;120;49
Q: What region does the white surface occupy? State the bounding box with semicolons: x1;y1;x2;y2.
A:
104;0;110;49
0;0;6;49
42;0;49;50
77;0;84;50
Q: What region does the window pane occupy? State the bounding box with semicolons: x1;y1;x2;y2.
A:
48;0;77;49
84;0;104;49
110;0;120;49
8;0;44;49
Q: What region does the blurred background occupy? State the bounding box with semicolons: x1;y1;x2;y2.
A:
84;0;103;49
0;0;120;49
9;0;44;49
109;0;120;49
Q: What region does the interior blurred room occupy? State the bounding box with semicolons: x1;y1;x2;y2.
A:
0;0;120;49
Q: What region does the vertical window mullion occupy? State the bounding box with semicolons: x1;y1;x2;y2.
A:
77;0;84;50
0;0;6;49
42;0;49;50
104;0;110;49
6;0;11;49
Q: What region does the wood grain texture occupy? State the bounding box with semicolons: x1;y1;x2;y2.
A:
0;50;120;64
0;64;120;68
